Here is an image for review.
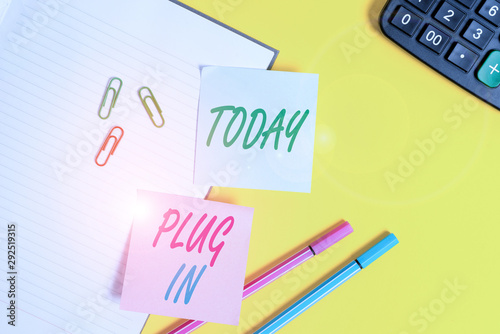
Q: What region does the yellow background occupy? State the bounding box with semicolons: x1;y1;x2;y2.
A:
143;0;500;333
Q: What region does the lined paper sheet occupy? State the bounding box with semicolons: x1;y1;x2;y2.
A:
0;1;277;333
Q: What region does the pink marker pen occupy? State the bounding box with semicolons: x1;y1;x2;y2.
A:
167;221;353;334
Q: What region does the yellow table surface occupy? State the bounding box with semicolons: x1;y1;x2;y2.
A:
143;0;500;333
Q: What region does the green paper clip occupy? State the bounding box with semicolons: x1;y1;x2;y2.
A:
138;86;165;128
98;77;123;119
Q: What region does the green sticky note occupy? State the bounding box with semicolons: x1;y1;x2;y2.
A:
195;66;319;193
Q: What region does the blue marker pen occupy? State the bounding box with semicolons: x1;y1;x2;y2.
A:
254;233;399;334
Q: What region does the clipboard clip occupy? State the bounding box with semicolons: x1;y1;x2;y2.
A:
98;77;123;119
138;86;165;128
95;126;124;167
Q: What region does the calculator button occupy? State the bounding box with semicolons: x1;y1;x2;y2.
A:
434;2;466;30
406;0;436;12
390;6;422;36
478;0;500;26
456;0;477;8
462;20;494;49
418;25;450;53
446;43;478;71
477;51;500;87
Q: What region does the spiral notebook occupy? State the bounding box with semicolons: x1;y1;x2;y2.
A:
0;0;277;333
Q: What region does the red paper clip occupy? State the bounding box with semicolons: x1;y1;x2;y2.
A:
95;126;124;167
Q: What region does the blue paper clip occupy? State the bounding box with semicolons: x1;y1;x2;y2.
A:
138;86;165;128
98;77;123;119
95;126;124;167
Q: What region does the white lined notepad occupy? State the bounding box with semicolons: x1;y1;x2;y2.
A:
0;1;277;333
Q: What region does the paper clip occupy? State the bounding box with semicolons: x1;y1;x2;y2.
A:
138;86;165;128
95;126;124;167
98;77;123;119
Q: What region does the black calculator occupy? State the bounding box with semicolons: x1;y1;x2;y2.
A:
380;0;500;110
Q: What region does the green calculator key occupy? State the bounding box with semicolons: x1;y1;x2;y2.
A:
478;51;500;88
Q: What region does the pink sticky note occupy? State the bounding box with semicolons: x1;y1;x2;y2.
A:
120;190;254;325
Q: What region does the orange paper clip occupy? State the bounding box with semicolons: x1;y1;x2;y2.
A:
95;126;124;167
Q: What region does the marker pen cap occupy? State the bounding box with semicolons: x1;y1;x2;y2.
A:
357;233;398;269
310;221;353;255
